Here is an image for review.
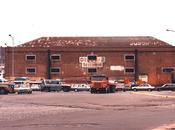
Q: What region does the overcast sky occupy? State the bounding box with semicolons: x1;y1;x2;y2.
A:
0;0;175;46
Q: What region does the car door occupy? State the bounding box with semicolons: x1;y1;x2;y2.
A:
169;84;175;91
160;85;167;90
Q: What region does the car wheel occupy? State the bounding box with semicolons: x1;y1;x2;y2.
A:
134;88;137;92
46;87;50;92
74;89;78;92
0;89;8;94
148;89;151;92
90;88;95;93
63;87;70;92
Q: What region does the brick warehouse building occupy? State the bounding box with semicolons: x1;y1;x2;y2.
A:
5;36;175;86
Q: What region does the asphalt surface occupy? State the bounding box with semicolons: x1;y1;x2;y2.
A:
0;91;175;130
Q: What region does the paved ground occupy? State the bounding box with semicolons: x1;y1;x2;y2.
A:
0;91;175;130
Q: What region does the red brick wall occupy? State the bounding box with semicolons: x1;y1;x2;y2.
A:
5;47;175;85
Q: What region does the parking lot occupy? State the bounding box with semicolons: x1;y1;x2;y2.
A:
0;91;175;130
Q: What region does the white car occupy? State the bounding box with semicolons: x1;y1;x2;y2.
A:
29;81;42;91
132;83;155;91
13;79;32;94
115;82;125;91
14;84;32;94
71;84;90;92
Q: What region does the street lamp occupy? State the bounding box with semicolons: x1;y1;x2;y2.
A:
166;29;175;83
8;34;14;79
166;29;175;32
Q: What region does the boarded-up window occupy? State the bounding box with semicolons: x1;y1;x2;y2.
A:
26;67;36;74
51;68;60;74
88;68;97;73
124;54;135;61
162;67;174;73
125;68;135;74
26;55;36;61
51;54;61;61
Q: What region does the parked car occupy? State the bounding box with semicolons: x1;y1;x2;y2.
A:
155;83;175;91
29;80;42;91
71;84;90;92
13;77;32;94
14;84;32;94
40;79;62;92
114;80;132;91
62;83;71;92
13;77;30;87
132;83;155;91
0;83;15;94
115;81;125;91
14;77;29;81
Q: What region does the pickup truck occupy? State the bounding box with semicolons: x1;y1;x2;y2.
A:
40;79;72;92
40;79;63;92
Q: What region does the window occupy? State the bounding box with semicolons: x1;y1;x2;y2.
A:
124;54;135;61
162;67;174;73
88;68;97;73
51;67;60;74
88;55;97;61
124;68;135;74
26;67;36;74
51;54;61;61
26;54;36;61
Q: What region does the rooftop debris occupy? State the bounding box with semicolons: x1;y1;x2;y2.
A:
17;36;171;48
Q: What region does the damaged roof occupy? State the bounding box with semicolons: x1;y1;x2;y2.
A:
17;36;172;48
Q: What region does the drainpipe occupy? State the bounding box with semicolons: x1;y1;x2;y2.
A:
171;71;175;83
47;49;51;79
134;49;139;81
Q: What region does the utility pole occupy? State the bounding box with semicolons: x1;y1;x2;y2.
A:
9;34;15;79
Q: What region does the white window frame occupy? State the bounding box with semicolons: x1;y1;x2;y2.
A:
50;67;60;74
124;67;135;74
26;54;36;61
26;67;36;74
50;54;61;61
124;54;135;61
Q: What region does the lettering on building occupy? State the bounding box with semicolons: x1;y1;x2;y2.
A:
79;56;105;68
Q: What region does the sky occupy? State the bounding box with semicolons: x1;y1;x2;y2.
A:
0;0;175;46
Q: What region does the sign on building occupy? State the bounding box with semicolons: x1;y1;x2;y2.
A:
79;56;105;68
110;66;124;71
139;75;148;82
82;62;103;68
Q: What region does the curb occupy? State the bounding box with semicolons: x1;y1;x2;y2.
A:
152;123;175;130
131;92;175;99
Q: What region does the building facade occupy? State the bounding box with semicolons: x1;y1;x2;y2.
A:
5;36;175;85
0;47;5;79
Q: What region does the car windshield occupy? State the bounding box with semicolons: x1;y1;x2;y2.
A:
14;81;24;84
45;80;60;84
164;84;175;87
14;77;29;81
